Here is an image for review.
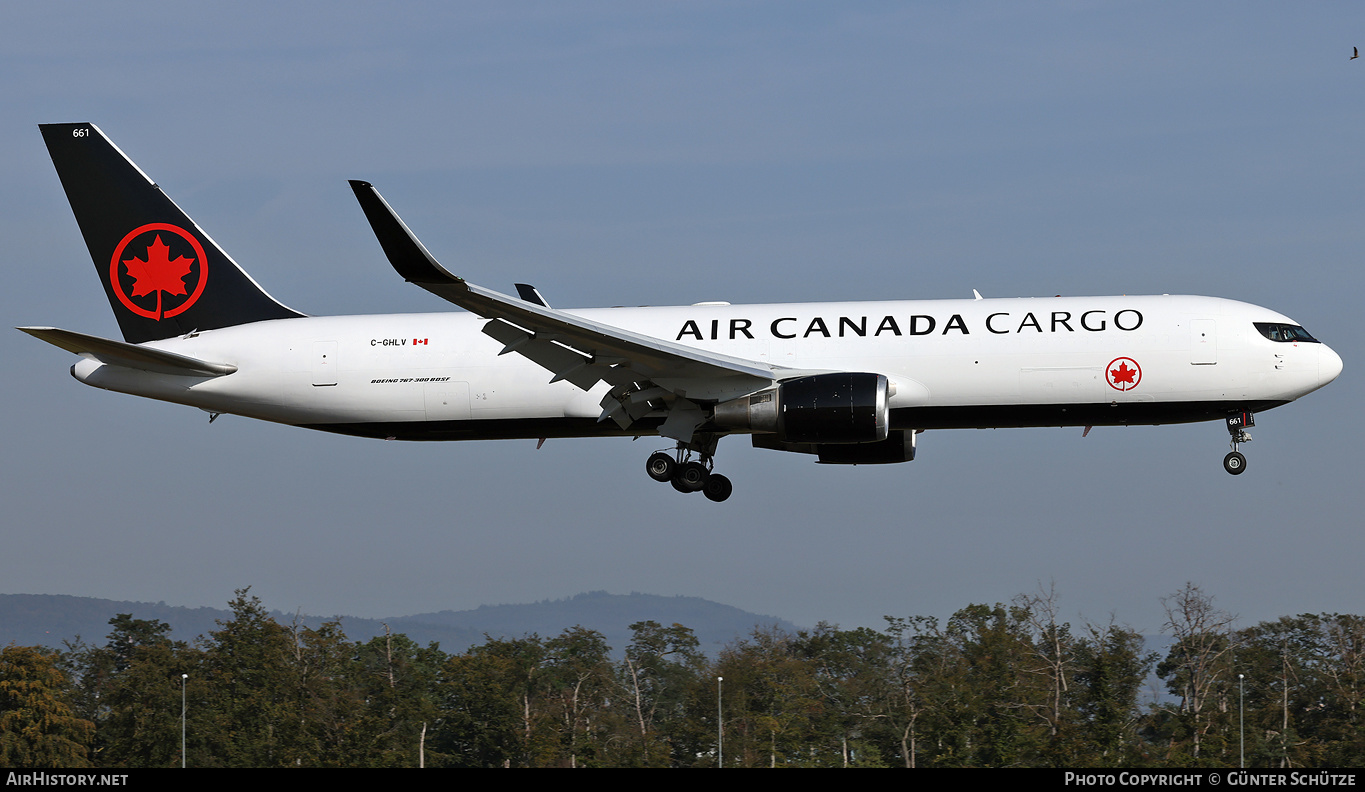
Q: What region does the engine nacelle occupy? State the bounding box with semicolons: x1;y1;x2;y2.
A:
713;372;890;444
751;429;917;464
815;430;916;464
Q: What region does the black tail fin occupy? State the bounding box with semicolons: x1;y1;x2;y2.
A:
40;123;303;343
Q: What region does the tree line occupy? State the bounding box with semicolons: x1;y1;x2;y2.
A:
1;584;1361;768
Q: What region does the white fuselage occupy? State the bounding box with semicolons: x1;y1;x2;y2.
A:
71;294;1342;440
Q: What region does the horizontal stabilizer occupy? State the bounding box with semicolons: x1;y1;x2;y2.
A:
17;326;237;377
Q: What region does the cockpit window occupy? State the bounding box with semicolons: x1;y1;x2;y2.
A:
1253;322;1319;343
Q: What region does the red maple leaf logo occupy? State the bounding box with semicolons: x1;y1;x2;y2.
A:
121;235;196;320
124;235;194;298
1110;361;1137;385
109;224;210;321
1106;357;1142;391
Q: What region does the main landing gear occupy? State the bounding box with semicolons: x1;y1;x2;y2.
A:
1223;411;1254;476
646;446;733;502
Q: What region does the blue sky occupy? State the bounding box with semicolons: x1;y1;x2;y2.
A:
2;2;1361;638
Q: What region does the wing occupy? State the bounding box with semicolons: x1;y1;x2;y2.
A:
348;181;778;439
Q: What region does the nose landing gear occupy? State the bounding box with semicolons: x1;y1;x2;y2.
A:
645;441;733;502
1223;412;1253;475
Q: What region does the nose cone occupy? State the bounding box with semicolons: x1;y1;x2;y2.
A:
1320;344;1344;387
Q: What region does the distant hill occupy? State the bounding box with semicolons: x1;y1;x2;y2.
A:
0;594;227;651
0;591;797;656
389;591;795;655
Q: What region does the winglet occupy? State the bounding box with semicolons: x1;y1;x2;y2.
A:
348;180;465;288
515;283;550;308
347;181;778;397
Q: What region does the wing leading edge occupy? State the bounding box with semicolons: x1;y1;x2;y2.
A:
347;180;778;438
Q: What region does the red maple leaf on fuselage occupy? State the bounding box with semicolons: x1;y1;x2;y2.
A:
123;235;195;299
1110;362;1137;384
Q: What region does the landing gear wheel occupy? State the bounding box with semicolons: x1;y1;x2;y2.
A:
703;473;733;502
676;461;709;492
646;452;676;483
1223;413;1253;477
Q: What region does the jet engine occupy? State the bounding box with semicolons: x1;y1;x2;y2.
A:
751;429;918;464
712;372;890;444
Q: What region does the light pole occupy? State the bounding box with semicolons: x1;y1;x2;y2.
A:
1239;673;1245;769
181;673;188;768
716;676;723;768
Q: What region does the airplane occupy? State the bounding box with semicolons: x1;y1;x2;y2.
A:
20;123;1343;502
